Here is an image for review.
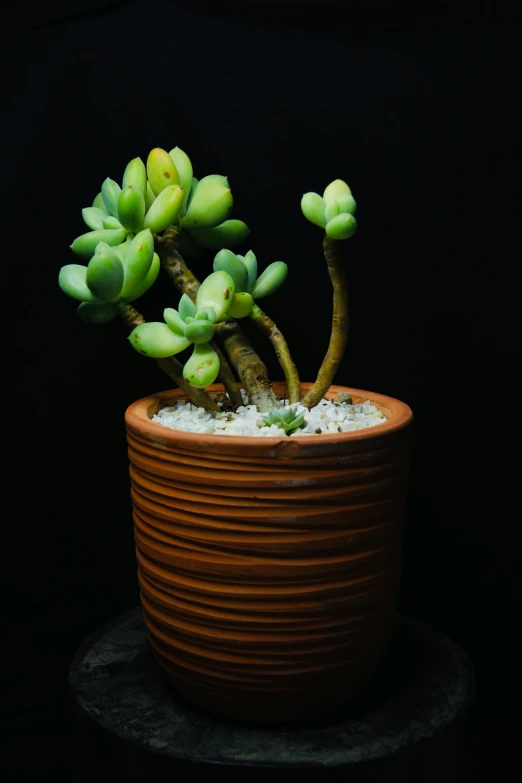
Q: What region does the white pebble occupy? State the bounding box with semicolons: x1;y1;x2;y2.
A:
152;395;387;437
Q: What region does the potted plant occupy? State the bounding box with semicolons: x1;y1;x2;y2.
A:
59;144;413;723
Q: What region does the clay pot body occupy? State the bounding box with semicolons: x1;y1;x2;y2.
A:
124;382;413;722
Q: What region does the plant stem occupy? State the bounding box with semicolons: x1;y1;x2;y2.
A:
209;339;243;408
249;304;301;404
154;227;280;411
154;227;242;406
301;235;349;409
154;226;200;300
220;321;280;412
115;300;220;411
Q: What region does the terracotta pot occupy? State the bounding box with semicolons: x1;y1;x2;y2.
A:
124;382;413;723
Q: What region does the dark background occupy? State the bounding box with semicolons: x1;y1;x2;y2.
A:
10;0;521;779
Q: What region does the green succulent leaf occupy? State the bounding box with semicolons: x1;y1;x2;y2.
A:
184;177;198;213
195;270;235;322
181;182;233;230
86;243;124;301
127;252;160;301
120;228;154;299
188;219;250;250
146;147;180;196
325;213;357;240
82;207;107;231
70;228;127;258
122;157;147;197
77;301;118;324
300;192;327;228
195;307;217;324
118;184;145;233
112;241;130;262
337;193;357;215
101;177;122;217
92;192;109;214
196;174;230;189
324;200;341;223
59;264;98;302
143;184;184;233
145;181;156;212
178;293;197;321
213;248;248;292
323;179;352;206
184;319;215;344
163;307;186;336
169;147;193;213
183;343;221;388
128;322;190;358
102;215;125;230
251;261;288;299
227;292;254;318
242;250;258;293
263;408;306;433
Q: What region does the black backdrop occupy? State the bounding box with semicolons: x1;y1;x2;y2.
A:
11;1;522;779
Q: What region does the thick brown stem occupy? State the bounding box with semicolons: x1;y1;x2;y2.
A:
115;300;219;411
209;339;243;408
301;236;349;409
154;227;242;406
249;304;301;404
220;322;280;412
154;227;279;410
154;226;200;300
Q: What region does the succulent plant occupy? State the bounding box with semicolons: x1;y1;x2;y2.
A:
263;407;306;433
301;179;357;240
59;143;359;426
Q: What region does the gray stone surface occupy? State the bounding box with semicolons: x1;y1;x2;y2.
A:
68;608;475;768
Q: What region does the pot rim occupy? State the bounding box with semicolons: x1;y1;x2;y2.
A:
125;382;413;449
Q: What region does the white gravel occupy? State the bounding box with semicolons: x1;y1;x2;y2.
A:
152;391;387;437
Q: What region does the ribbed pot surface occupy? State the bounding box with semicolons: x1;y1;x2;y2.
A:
125;382;413;722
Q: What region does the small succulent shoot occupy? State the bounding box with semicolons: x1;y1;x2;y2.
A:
301;179;357;240
127;271;233;382
181;181;233;230
212;249;287;317
263;407;306;434
146;147;180;195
